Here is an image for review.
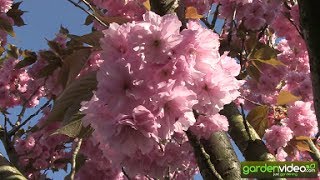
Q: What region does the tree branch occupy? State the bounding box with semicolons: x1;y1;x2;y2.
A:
220;102;276;161
306;138;320;164
201;132;241;180
70;138;82;180
186;130;223;180
66;0;107;27
9;99;52;137
150;0;179;16
298;0;320;139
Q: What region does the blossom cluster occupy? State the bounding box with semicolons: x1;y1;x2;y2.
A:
14;108;71;179
75;138;123;180
0;0;12;13
0;0;13;47
0;58;44;108
218;0;282;30
80;11;242;178
232;1;318;161
91;0;147;21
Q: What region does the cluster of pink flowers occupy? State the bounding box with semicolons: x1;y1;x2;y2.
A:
0;0;12;13
78;51;104;76
80;11;242;178
264;125;293;152
0;11;13;48
233;1;318;161
26;32;70;99
28;53;64;97
14;108;71;179
218;0;281;30
75;139;123;180
0;58;44;108
91;0;147;20
285;101;317;137
263;101;317;161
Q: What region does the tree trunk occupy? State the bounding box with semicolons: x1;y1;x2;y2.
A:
298;0;320;138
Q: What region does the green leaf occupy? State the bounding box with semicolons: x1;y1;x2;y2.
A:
52;114;84;138
84;15;94;26
0;16;15;37
293;136;313;153
7;44;19;58
47;40;65;55
59;26;69;35
247;64;261;82
59;47;92;87
246;105;269;137
276;90;301;105
37;62;61;78
44;72;97;124
68;31;103;48
254;58;285;67
250;44;284;68
6;2;26;27
52;113;94;138
244;32;258;51
295;140;312;152
39;50;61;63
253;44;279;60
15;51;37;69
66;39;84;50
0;47;4;56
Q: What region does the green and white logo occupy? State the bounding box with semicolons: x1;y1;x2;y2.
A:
241;161;318;178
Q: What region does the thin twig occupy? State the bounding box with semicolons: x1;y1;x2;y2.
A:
176;0;186;30
240;103;252;141
200;18;211;29
17;85;43;124
3;112;9;145
122;167;131;180
283;1;304;38
66;0;107;27
210;4;220;30
164;166;170;180
145;175;152;180
282;12;304;38
70;138;83;180
241;96;263;106
227;7;237;45
237;37;246;77
2;112;14;127
9;99;52;137
307;138;320;164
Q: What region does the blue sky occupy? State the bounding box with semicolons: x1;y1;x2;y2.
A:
2;1;244;179
9;0;91;50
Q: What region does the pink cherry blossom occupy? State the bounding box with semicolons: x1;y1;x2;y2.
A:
190;114;229;139
264;125;293;152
